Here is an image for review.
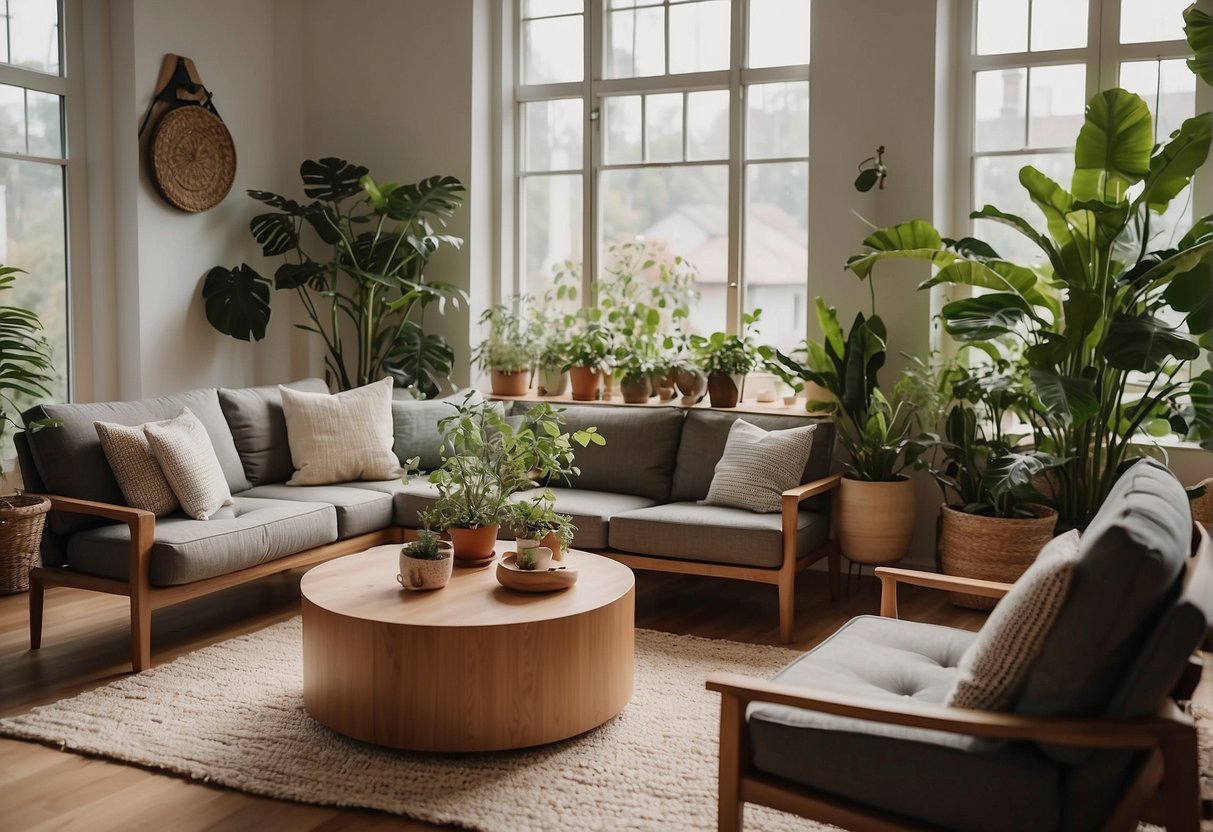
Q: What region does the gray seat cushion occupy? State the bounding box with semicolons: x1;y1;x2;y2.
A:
608;502;829;568
511;487;660;549
670;410;834;506
24;388;252;536
395;476;441;527
748;616;1060;832
218;378;330;486
239;483;394;539
513;402;684;501
66;497;337;586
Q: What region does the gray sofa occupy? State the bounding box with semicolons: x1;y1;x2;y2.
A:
18;383;838;670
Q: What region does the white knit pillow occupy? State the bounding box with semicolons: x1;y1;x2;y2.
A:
144;408;234;521
279;377;400;486
946;529;1082;711
95;420;179;516
701;420;817;513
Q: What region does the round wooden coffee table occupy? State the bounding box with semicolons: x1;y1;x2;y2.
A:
300;544;635;752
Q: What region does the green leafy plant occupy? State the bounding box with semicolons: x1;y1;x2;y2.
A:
847;88;1213;526
504;490;575;545
0;266;60;475
1186;3;1213;86
694;310;762;377
403;529;449;560
563;321;614;373
203;158;466;397
419;395;605;531
474;301;535;373
614;351;661;385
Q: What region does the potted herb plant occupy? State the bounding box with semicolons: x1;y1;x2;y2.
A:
615;352;659;404
505;491;575;569
535;333;570;396
475;301;536;397
694;311;762;408
397;529;455;590
564;321;613;401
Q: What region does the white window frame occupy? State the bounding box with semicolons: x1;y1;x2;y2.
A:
511;0;810;336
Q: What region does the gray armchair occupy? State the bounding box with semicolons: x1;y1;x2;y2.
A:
708;459;1212;831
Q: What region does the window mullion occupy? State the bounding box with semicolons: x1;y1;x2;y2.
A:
726;0;745;336
584;0;599;308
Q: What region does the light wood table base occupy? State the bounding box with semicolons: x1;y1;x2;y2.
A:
301;545;635;752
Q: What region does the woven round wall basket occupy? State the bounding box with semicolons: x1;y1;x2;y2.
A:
938;503;1058;610
0;494;51;594
149;105;237;212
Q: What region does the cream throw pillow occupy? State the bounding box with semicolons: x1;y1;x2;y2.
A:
279;377;400;486
701;420;817;513
95;420;179;516
946;529;1082;711
144;408;234;521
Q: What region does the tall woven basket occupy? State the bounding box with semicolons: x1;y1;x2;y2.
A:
937;503;1058;610
0;494;51;594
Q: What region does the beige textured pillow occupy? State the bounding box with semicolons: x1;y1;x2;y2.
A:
144;408;234;521
946;529;1082;711
279;377;400;486
95;420;179;516
701;420;816;513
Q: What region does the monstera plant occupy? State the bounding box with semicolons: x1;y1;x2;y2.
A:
847;88;1213;529
203;158;465;397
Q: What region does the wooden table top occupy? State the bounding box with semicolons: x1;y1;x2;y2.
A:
300;544;635;628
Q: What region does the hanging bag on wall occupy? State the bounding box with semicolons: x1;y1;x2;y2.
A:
140;54;237;213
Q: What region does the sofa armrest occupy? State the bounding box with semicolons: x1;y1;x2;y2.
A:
780;474;842;570
874;566;1012;619
34;494;156;589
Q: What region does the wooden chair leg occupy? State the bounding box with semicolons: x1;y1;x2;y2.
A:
1161;725;1201;831
130;593;151;672
827;543;841;601
29;574;44;649
718;692;746;832
777;575;794;643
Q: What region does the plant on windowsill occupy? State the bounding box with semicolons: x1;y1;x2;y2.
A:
694;310;762;408
505;491;576;568
614;351;661;404
563;321;614;401
202;158;466;397
474;301;536;397
397;529;454;591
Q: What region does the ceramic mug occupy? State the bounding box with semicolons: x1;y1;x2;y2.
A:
397;552;453;590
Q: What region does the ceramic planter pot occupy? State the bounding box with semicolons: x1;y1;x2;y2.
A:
448;525;499;564
537;367;569;397
676;368;708;406
397;544;454;590
938;503;1058;609
706;373;744;408
515;539;554;571
569;366;601;401
620;377;651;404
540;530;566;562
836;476;916;564
490;369;529;397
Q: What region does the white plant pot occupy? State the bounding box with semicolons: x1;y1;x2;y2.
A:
515;539;553;571
397;544;454;590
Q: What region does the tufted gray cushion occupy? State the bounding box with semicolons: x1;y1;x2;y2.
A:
609;502;829;568
65;497;337;586
218;378;330;486
239;483;395;539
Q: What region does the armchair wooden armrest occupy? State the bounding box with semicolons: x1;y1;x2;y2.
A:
874;565;1013;619
780;473;843;508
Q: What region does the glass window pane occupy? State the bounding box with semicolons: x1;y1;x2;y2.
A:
669;0;730;74
604;95;642;165
5;0;61;75
605;7;665;79
686;89;729;161
608;0;662;7
1121;58;1196;144
1120;0;1188;44
524;99;582;171
745;161;808;352
974;68;1026;152
976;0;1028;55
523;174;583;300
1029;0;1087;51
645;93;684;162
1029;64;1085;147
0;84;27;155
599;165;727;336
522;15;583;84
523;0;582;17
26;90;63;159
973;152;1073;264
746;81;809;160
749;0;811;68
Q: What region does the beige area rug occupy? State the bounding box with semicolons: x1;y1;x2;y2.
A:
0;621;827;832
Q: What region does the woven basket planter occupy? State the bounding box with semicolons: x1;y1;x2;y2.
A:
0;494;51;594
836;476;916;565
938;503;1057;610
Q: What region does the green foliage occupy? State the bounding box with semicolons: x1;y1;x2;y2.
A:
203;158;466;397
563;322;614;373
504;490;575;545
1186;4;1213;87
693;310;762;377
474;301;535;372
847;88;1213;527
403;529;449;560
0;267;60;476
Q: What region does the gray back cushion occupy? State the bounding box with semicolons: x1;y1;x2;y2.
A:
513;402;685;501
670;410;835;503
219;378;330;485
393;389;486;471
24;388;251;535
1016;459;1190;733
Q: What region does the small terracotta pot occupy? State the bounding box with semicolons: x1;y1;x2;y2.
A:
491;369;529;397
706;373;743;408
448;525;499;564
620;377;650;404
569;366;601;401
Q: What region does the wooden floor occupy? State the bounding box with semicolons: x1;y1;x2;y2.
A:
0;565;1108;829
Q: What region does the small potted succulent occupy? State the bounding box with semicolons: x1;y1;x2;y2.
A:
397;529;455;590
506;491;576;566
475;302;535;396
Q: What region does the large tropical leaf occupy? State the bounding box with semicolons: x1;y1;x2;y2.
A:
246;190;305;213
202;265;271;342
1072;89;1154;204
1163;260;1213;337
1019;166;1078;248
1101;313;1202;372
1135;112;1213;214
1189;369;1212;449
274;261;326;290
249;213;299;257
1029;368;1099;426
920;258;1053;313
300;157;369;202
983;452;1062;499
1186;5;1213;87
385;175;466;226
939;293;1037;340
384;320;455;399
302;201;344;245
1131;237;1213;295
844;219;952;280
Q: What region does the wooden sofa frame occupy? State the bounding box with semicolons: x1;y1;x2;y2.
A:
706;522;1213;832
